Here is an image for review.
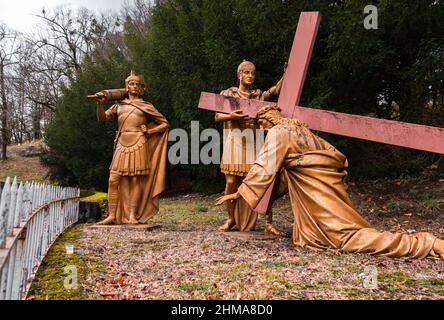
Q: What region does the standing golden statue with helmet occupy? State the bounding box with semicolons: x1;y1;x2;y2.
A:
216;60;286;235
91;70;169;225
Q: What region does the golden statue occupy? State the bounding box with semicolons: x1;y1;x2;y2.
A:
93;70;169;225
217;105;444;260
215;60;285;235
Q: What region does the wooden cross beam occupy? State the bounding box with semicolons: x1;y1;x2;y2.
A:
198;12;444;214
199;93;444;155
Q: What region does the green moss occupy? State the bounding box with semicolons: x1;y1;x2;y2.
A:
269;275;295;290
81;192;108;210
419;278;444;286
261;259;307;268
81;192;107;202
418;278;444;294
331;269;342;278
345;264;360;273
262;260;290;268
176;282;213;293
343;288;379;300
382;271;415;284
152;197;223;226
386;201;402;211
374;271;444;296
333;254;346;262
377;271;416;293
421;199;441;215
195;204;209;212
27;224;106;300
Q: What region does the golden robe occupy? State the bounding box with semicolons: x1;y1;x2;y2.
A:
218;87;262;231
105;98;168;223
238;119;443;259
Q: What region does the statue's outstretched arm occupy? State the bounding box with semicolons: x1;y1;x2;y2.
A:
261;62;287;101
215;110;249;122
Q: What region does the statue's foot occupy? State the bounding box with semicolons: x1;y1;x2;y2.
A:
128;214;139;225
97;216;116;225
265;223;287;237
433;238;444;260
219;219;235;232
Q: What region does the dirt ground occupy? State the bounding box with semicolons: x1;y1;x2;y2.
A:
28;177;444;300
0;141;49;183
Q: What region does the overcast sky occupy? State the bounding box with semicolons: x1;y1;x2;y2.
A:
0;0;124;32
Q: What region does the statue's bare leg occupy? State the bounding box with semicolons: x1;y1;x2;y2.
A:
263;171;287;237
127;176;140;224
98;172;121;225
264;208;287;237
219;174;237;232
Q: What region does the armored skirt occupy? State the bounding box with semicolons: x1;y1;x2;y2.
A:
220;118;259;177
110;131;150;176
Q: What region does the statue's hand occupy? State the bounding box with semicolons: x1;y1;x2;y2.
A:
95;92;106;103
230;110;249;120
215;192;241;205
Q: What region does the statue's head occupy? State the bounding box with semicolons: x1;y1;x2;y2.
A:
256;105;282;130
125;70;146;96
237;60;256;87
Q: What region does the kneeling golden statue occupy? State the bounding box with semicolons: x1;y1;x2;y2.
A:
217;105;444;260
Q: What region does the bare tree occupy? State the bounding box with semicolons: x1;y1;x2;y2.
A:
0;5;131;157
23;41;60;113
0;23;23;159
121;0;153;35
25;6;123;112
31;6;93;78
30;6;123;79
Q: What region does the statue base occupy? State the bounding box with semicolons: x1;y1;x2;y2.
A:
87;223;160;231
220;231;280;240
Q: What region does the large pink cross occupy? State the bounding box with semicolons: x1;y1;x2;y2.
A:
198;12;444;213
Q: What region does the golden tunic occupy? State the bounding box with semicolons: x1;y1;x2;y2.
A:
238;119;443;259
219;87;262;176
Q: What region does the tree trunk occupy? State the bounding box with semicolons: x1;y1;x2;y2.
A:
32;104;42;140
0;63;8;160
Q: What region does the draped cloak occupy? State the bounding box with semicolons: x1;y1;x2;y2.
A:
237;119;443;259
105;98;168;224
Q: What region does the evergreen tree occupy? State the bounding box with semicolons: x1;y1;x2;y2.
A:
44;0;443;190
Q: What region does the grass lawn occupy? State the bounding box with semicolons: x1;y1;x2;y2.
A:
28;177;444;300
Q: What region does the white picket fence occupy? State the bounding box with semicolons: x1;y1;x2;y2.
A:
0;177;80;300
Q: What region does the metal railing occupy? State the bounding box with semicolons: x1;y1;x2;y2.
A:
0;177;80;300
